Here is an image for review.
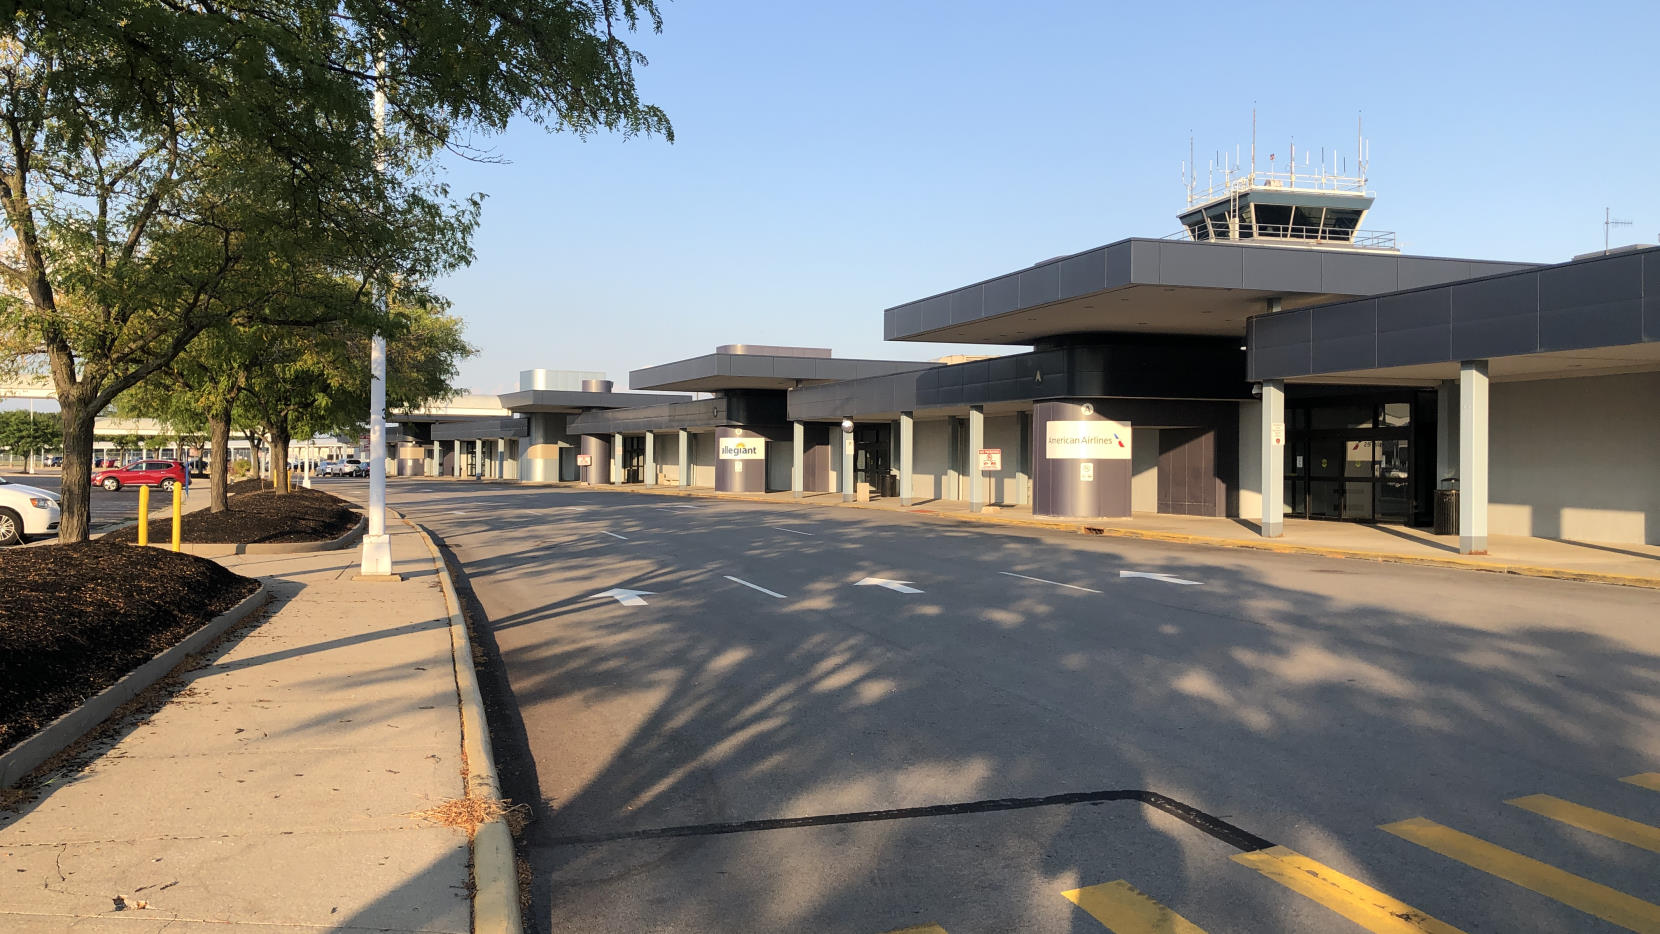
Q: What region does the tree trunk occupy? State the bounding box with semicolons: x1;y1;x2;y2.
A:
270;427;291;493
208;399;233;512
57;393;98;543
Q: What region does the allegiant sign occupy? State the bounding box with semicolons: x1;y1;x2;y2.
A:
1045;419;1131;460
719;439;765;460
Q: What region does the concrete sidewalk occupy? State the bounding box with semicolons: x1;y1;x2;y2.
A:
0;519;479;931
543;480;1660;587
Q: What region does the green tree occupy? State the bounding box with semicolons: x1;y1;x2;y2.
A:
0;4;671;541
0;409;60;472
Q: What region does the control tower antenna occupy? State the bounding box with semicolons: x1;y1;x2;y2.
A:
1177;116;1395;252
1604;207;1633;255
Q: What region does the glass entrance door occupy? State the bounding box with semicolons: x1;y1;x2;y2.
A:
1285;397;1421;524
621;436;645;484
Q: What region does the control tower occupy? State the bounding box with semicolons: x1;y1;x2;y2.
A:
1177;126;1396;252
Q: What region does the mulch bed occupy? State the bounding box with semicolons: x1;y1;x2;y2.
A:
101;485;360;546
0;542;259;755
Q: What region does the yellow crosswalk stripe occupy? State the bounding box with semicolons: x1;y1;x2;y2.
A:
1509;794;1660;854
1382;817;1660;933
1622;773;1660;793
1062;880;1208;933
1230;845;1467;934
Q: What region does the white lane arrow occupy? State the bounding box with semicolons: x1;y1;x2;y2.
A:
855;577;923;594
590;588;655;606
1119;570;1203;586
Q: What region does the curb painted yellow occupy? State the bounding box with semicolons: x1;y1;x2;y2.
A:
568;483;1660;590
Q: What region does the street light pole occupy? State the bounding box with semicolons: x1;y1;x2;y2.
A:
359;53;394;577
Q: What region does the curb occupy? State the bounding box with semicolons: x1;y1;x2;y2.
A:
159;515;369;557
0;582;272;788
396;507;523;934
554;482;1660;590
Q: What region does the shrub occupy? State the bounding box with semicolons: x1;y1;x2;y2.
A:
230;458;252;478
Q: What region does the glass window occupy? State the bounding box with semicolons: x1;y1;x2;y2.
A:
1311;404;1373;430
1380;402;1411;427
1342;481;1374;520
1345;440;1374;478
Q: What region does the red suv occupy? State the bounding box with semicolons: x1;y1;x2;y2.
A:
92;459;188;492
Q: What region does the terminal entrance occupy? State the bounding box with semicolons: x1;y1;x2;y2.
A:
853;424;891;495
1284;392;1435;526
620;435;645;484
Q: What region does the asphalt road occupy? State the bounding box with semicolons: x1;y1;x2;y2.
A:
379;479;1660;934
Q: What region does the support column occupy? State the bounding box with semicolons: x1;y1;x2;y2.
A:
644;431;657;487
611;433;623;484
898;412;914;507
1436;379;1459;488
678;429;690;487
1015;410;1030;506
1459;360;1489;555
1259;379;1285;537
474;439;483;479
968;405;985;513
791;421;804;499
454;439;463;477
945;418;960;499
841;424;854;502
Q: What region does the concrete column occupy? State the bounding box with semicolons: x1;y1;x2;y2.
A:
1436;379;1460;487
1015;410;1030;506
453;440;463;477
611;433;623;484
841;424;854;502
474;439;484;479
1459;360;1489;555
968;405;985;513
644;431;657;487
898;412;914;507
678;429;690;487
945;418;960;500
791;421;804;499
1259;379;1285;537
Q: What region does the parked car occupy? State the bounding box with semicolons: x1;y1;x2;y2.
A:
340;458;366;477
0;475;60;545
91;459;188;492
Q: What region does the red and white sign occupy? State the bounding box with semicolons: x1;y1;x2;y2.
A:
1271;421;1285;446
977;448;1002;471
576;454;593;467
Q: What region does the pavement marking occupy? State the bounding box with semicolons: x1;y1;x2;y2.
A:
854;577;923;594
1508;794;1660;853
589;588;654;606
1230;845;1467;934
878;926;948;934
999;570;1102;593
1380;817;1660;932
724;575;788;599
1119;570;1204;586
600;530;628;540
771;526;814;536
1621;773;1660;793
1062;879;1207;933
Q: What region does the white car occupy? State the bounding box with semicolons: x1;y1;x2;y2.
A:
0;476;61;545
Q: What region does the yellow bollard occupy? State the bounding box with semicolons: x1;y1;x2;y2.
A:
137;484;150;547
172;481;184;552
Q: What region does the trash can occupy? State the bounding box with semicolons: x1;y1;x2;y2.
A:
1434;488;1459;536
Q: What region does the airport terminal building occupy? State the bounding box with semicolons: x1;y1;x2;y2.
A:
429;170;1660;552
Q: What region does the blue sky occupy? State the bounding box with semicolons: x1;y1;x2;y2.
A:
436;0;1660;395
12;0;1657;414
